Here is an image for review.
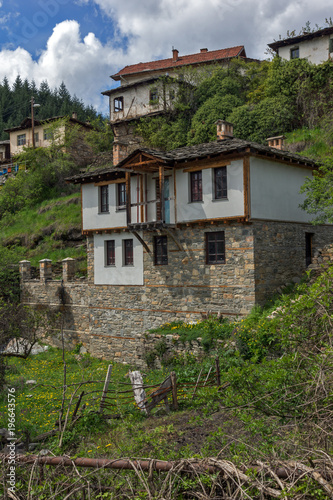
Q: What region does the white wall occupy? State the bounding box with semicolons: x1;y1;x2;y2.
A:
82;183;127;230
111;81;177;122
94;233;144;285
250;158;313;222
278;36;333;64
175;160;244;222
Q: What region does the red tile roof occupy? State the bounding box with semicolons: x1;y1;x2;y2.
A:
112;46;246;81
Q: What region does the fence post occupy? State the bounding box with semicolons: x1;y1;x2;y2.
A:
215;357;221;389
170;371;178;410
99;365;112;413
129;371;148;415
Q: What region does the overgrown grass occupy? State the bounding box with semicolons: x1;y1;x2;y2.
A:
0;192;86;271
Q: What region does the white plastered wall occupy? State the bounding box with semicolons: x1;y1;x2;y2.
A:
94;232;144;285
249;157;313;222
175;160;244;222
278;36;333;64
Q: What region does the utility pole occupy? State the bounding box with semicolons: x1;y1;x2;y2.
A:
31;97;40;148
31;96;35;148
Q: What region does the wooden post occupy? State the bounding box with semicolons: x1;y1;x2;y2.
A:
129;371;148;414
72;390;85;421
99;365;112;413
203;367;212;387
215;357;221;389
170;371;178;410
159;165;164;223
192;368;203;400
125;171;131;225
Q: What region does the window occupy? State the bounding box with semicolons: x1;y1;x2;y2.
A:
34;132;39;144
44;128;53;140
123;239;133;266
290;47;299;59
114;97;123;112
190;171;202;202
214;166;227;200
150;88;159;104
100;185;109;213
105;240;115;266
329;38;333;53
17;134;26;146
169;89;175;100
205;231;225;264
117;182;126;210
154;236;168;265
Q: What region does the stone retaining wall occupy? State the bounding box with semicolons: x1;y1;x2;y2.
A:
20;220;333;367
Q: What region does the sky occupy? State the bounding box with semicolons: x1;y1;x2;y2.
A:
0;0;331;115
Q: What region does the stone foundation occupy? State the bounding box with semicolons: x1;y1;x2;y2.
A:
20;220;333;366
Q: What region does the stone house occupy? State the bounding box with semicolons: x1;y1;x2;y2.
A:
20;121;333;363
5;113;94;165
268;26;333;64
103;45;258;164
68;121;333;313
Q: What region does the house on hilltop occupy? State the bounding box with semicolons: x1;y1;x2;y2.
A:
4;113;95;167
67;121;333;316
19;121;333;363
268;26;333;63
102;46;258;164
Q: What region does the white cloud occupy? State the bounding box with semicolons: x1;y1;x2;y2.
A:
0;1;331;114
0;20;126;113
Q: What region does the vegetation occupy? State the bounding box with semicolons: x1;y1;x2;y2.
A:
0;76;101;140
1;268;333;498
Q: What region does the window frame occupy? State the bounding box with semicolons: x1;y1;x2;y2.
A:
290;47;299;59
100;185;109;213
43;128;53;141
190;170;203;202
205;231;225;265
149;88;159;104
117;182;126;211
213;166;227;200
105;240;115;266
123;239;134;266
114;96;124;112
154;235;168;266
17;134;26;146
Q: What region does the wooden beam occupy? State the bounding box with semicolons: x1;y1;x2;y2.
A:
94;178;125;186
182;159;231;172
164;228;184;252
130;230;151;253
243;155;250;220
159;165;165;223
125;171;131;225
140;175;144;223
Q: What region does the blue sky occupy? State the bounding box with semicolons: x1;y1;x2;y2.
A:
0;0;330;115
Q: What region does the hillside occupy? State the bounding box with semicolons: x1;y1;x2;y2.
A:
1;56;333;267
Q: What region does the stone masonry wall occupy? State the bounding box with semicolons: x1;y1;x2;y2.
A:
252;220;333;304
21;220;333;365
21;222;255;365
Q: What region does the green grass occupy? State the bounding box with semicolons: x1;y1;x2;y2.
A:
0;192;86;271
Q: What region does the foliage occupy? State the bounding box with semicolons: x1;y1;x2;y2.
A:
300;158;333;223
0;76;100;141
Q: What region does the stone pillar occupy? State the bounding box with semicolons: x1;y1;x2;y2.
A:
19;260;31;281
87;235;94;283
39;259;52;282
62;257;76;282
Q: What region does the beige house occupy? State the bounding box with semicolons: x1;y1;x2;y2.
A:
5;113;93;157
268;26;333;64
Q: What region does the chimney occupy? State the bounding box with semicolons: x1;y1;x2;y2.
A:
172;48;179;62
72;111;78;120
200;48;208;53
266;135;285;150
216;120;234;140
